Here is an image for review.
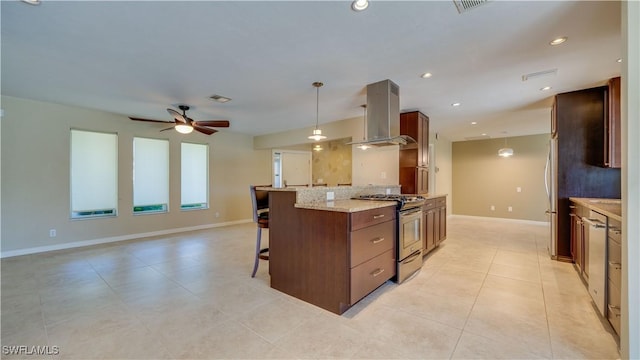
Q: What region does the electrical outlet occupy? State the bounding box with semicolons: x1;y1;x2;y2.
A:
327;191;335;201
516;187;522;193
386;188;391;195
215;212;220;218
380;171;387;179
490;205;495;211
49;229;56;238
508;206;513;212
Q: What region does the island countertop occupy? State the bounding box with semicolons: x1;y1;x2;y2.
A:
570;197;622;221
294;199;396;212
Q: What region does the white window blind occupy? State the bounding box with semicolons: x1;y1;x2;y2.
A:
70;130;118;218
181;142;208;210
133;137;169;214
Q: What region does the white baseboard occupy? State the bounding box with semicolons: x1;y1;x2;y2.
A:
449;214;549;227
0;219;253;259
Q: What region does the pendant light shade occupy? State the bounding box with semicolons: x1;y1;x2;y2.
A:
357;104;370;150
498;136;514;157
308;82;327;141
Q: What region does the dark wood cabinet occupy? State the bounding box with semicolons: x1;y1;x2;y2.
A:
569;202;587;279
552;86;621;260
607;216;622;336
399;111;429;194
269;191;396;315
422;196;447;255
605;77;621;168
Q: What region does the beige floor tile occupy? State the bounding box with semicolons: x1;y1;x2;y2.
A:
0;217;622;359
452;331;551;359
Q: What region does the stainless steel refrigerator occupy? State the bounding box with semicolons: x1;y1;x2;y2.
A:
544;136;558;259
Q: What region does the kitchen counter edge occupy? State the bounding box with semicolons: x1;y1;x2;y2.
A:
569;197;622;221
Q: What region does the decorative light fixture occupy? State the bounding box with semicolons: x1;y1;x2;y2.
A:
175;124;194;134
549;37;567;46
351;0;369;11
308;82;327;141
357;104;371;150
498;136;514;157
313;144;323;152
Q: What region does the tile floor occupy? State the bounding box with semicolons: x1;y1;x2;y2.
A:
1;217;621;359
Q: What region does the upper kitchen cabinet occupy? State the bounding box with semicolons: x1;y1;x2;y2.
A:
399;111;429;194
605;77;621;168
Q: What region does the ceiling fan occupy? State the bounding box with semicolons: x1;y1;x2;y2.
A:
129;105;230;135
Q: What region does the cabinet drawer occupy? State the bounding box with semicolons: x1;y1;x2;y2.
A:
608;237;622;287
608;260;622;289
350;249;395;304
423;200;436;210
351;206;396;231
350;221;395;268
607;279;621;335
435;197;446;207
608;225;622;244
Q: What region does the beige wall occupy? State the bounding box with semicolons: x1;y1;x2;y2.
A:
0;96;271;255
255;115;400;186
452;134;549;222
430;133;453;215
621;1;639;358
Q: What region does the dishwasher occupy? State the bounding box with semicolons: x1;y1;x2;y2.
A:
583;211;607;316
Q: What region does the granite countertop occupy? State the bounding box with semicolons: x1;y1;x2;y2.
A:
570;197;622;221
294;199;396;213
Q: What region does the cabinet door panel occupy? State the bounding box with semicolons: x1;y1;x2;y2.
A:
350;221;395;267
350;249;395;304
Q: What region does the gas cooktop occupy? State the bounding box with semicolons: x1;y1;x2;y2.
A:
353;194;426;210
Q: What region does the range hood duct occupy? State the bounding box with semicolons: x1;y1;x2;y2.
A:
348;79;416;147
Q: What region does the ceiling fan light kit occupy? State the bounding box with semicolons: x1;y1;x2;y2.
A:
308;82;327;141
129;104;229;136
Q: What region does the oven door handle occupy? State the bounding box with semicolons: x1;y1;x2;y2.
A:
402;251;422;264
401;208;422;216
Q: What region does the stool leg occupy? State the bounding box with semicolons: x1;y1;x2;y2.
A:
251;227;262;278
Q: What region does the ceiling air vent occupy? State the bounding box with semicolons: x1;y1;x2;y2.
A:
522;69;558;81
453;0;490;14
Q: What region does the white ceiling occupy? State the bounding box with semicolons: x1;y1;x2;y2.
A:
1;0;622;142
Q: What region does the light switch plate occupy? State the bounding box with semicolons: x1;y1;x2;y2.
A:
327;191;335;201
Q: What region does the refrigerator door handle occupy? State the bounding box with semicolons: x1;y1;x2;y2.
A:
544;148;550;198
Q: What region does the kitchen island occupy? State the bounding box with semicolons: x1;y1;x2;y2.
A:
260;185;399;314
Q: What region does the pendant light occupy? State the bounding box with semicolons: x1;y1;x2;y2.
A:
498;136;514;157
357;104;371;150
308;82;327;141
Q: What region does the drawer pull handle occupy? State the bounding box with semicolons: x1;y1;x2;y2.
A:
371;268;385;277
371;237;385;244
608;261;622;270
610;229;622;235
373;214;385;219
608;304;621;317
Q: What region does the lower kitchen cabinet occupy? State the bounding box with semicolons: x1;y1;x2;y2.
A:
607;217;622;336
268;190;396;315
570;203;588;280
423;196;447;255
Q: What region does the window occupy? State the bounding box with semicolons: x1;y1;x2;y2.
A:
70;130;118;219
133;137;169;214
181;142;208;210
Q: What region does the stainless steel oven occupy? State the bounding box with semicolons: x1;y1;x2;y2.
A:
397;207;423;283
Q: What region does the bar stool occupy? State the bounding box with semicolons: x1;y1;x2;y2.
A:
250;185;270;277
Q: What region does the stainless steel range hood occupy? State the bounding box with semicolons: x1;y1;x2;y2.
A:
349;79;416;147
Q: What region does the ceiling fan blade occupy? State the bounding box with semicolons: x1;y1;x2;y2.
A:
129;117;171;123
193;125;217;135
167;108;186;123
194;120;230;127
160;126;175;132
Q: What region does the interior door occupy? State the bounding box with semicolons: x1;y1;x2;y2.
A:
281;151;311;186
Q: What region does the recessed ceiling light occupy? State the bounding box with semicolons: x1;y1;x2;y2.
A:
351;0;369;11
617;58;623;63
549;37;567;46
421;72;432;79
21;0;41;4
540;86;552;91
471;122;477;125
451;102;461;107
209;94;231;103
